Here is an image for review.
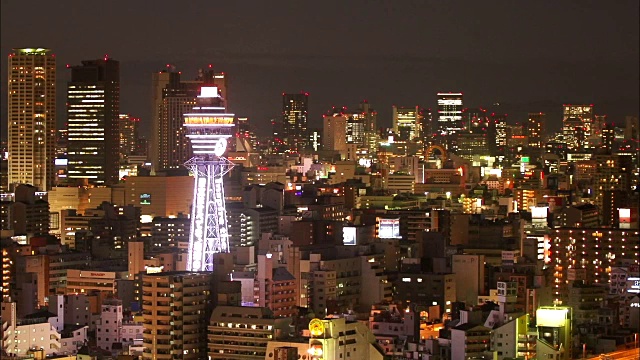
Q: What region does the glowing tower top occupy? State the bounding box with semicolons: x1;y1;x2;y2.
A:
184;87;234;156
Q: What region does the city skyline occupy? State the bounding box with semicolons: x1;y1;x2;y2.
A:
1;1;639;140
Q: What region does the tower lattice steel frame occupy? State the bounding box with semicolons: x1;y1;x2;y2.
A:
183;86;234;272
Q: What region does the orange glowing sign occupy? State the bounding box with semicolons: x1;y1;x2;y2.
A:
184;116;234;125
309;319;324;336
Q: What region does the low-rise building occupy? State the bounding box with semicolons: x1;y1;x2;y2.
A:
207;305;291;360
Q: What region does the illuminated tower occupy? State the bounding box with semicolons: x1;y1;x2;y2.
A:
183;86;235;272
7;48;56;191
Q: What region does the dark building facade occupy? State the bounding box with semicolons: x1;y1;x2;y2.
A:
67;58;120;185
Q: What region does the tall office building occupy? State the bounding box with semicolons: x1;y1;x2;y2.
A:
562;104;593;149
392;106;422;141
151;67;226;172
67;58;120;186
119;114;139;161
601;123;615;151
322;108;348;155
282;92;309;153
527;112;546;149
7;48;56;191
462;108;489;134
437;92;463;151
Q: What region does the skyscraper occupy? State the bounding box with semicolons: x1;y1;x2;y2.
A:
151;67;226;172
66;58;120;186
7;48;56;191
437;92;463;151
527;112;546;149
183;86;235;272
562;104;593;149
462;108;489;134
119;114;139;161
392;105;422;141
323;108;348;156
282;92;309;153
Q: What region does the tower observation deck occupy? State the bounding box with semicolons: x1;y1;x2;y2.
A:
183;86;234;272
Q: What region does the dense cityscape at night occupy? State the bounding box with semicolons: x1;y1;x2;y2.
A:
1;1;639;360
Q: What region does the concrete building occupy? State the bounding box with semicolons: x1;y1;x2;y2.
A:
255;254;297;317
207;305;292;360
306;317;385;360
394;273;456;318
7;48;57;191
551;228;639;302
536;307;572;360
96;298;143;352
450;323;491;360
141;271;214;360
554;204;599;228
452;254;485;307
123;174;194;217
368;303;419;355
2;184;49;238
61;269;117;296
150;215;190;250
1;300;62;356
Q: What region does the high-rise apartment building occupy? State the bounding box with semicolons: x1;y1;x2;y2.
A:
392;106;422;141
151;67;226;172
562;104;593;149
67;58;120;185
282;92;309;153
527;112;545;149
437;92;463;151
7;48;56;191
141;272;214;360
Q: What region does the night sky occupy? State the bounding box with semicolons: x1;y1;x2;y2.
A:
1;0;638;139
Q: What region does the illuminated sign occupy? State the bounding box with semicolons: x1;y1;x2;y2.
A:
198;86;219;98
309;319;324;337
213;138;227;157
343;227;357;246
531;206;548;220
378;218;401;239
183;116;234;125
629;277;640;294
536;308;570;327
55;158;68;166
140;193;151;205
619;208;631;223
74;270;115;279
145;266;164;274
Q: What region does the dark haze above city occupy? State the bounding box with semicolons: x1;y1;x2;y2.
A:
1;0;638;139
